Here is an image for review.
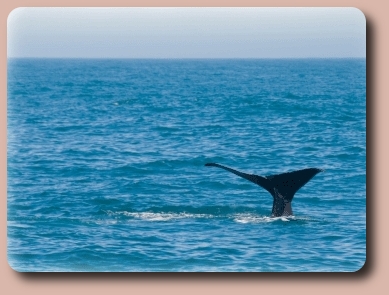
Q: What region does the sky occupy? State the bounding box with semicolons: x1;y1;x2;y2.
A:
7;7;366;59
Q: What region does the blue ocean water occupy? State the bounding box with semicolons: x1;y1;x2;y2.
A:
7;59;366;272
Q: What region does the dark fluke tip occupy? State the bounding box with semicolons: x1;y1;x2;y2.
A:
205;163;215;166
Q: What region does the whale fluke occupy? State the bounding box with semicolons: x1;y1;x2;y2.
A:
205;163;323;217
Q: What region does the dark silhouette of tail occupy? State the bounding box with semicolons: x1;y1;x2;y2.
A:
205;163;323;217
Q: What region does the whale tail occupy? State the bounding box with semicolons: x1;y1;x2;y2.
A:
205;163;323;217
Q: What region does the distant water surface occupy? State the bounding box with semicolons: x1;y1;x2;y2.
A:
7;59;366;272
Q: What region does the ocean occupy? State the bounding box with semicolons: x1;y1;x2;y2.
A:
7;58;366;272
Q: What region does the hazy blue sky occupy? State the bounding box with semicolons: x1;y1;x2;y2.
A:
7;7;366;58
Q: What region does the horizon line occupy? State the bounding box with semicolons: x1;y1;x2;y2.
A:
7;57;366;60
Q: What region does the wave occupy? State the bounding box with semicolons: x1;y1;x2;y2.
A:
102;209;315;223
113;155;227;170
107;211;214;221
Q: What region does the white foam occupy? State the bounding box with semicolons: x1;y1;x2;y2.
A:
108;211;214;221
104;210;301;223
233;214;296;223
